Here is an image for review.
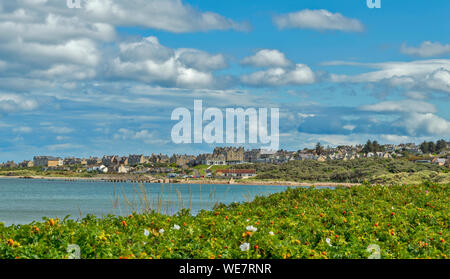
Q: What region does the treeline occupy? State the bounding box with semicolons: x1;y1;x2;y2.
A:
362;140;384;153
420;139;447;154
234;158;446;183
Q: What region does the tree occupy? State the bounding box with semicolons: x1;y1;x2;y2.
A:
436;139;447;153
428;141;436;153
362;140;373;153
420;141;429;153
315;142;324;155
373;140;380;152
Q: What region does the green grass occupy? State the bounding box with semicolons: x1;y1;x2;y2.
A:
0;168;96;178
0;182;448;259
192;164;231;175
235;158;449;184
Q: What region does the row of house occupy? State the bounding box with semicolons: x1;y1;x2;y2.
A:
2;141;449;171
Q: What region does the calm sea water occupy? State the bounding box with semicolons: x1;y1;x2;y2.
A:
0;178;294;226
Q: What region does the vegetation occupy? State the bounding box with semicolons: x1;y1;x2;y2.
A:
235;158;448;184
315;142;325;155
1;157;448;185
0;183;448;259
0;167;95;178
420;139;448;154
362;140;384;153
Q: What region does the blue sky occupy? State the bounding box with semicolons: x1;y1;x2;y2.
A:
0;0;449;161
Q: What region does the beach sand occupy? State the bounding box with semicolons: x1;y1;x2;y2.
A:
0;175;359;187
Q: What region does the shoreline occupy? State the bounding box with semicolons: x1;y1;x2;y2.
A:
0;175;359;187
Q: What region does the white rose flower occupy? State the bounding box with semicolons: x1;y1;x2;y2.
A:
246;225;257;232
240;243;250;252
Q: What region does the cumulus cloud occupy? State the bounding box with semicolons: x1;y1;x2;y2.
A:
402;113;450;136
176;49;228;72
380;134;412;144
273;9;364;32
0;13;116;44
46;143;83;151
111;36;228;89
0;5;105;83
114;128;168;145
3;0;247;33
241;64;316;86
82;0;248;33
403;91;428;100
0;0;243;89
401;41;450;58
241;49;291;68
240;49;315;86
328;59;450;83
0;93;38;112
425;69;450;93
327;59;450;93
360;100;436;114
359;100;450;137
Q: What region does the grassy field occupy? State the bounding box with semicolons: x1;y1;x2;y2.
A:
237;158;449;184
0;168;96;178
0;182;448;259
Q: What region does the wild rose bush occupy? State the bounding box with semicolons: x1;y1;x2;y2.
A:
0;183;448;259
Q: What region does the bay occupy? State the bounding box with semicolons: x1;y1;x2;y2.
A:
0;178;297;226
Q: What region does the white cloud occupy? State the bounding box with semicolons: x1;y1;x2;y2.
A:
241;64;316;86
402;113;450;136
0;5;104;83
327;59;450;93
241;49;291;68
403;91;428;100
273;9;364;32
1;38;100;68
111;36;224;88
3;0;247;33
0;93;38;112
46;143;83;151
425;69;450;93
401;41;450;58
329;59;450;83
114;128;168;145
360;100;449;137
314;134;362;146
56;135;69;141
176;49;227;71
380;134;411;144
13;126;32;133
360;100;436;114
0;0;242;90
0;13;116;44
83;0;248;33
343;125;356;131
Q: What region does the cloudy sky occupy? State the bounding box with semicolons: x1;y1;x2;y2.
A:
0;0;449;161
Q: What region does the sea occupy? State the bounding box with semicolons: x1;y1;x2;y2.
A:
0;178;299;226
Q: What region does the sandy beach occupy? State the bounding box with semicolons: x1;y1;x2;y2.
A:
0;175;359;187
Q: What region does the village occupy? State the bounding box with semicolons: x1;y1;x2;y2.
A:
1;140;449;181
